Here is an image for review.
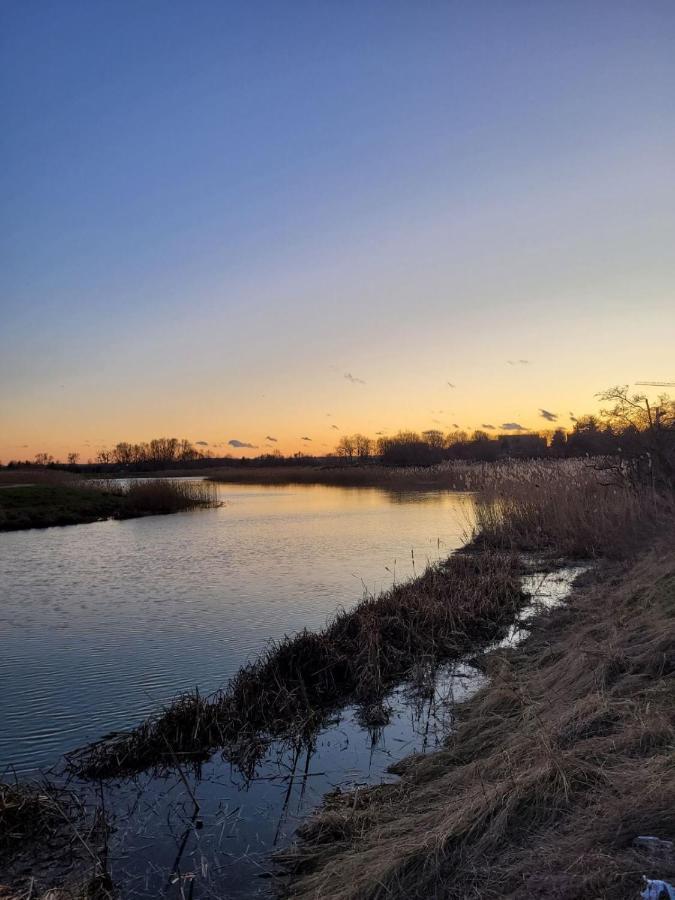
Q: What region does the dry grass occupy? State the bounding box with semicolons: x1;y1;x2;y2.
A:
469;459;673;558
278;537;675;899
205;459;608;493
0;780;113;899
116;477;219;515
67;549;526;779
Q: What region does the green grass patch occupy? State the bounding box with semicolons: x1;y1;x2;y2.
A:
0;485;123;530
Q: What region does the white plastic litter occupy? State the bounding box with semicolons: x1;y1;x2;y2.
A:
641;878;675;900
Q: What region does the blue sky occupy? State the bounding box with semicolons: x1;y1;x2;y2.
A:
2;1;674;457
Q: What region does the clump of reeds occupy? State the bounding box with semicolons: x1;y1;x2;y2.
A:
0;780;65;856
278;534;675;899
465;458;673;558
0;779;113;899
67;549;527;779
117;478;220;516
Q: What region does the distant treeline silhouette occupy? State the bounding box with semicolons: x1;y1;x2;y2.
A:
4;387;673;488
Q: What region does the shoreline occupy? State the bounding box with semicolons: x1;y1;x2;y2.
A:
2;461;672;899
277;538;675;899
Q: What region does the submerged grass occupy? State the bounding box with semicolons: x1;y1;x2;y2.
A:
67;549;527;779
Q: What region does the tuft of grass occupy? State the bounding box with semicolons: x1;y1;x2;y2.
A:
117;477;219;516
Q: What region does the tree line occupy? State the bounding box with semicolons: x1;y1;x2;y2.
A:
333;387;675;486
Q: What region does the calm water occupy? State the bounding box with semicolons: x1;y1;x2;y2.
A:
1;481;584;897
0;482;474;774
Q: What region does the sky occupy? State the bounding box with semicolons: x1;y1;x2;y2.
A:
1;0;674;460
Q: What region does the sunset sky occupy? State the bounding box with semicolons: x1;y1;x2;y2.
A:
2;1;674;460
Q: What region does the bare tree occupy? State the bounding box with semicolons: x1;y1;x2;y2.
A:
336;435;356;459
422;429;445;449
353;434;372;459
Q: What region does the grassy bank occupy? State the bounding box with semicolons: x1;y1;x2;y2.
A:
278;535;675;899
206;464;463;489
271;465;675;899
0;478;219;531
67;548;527;779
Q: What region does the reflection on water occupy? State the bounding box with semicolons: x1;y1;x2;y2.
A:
0;482;473;773
72;567;583;899
84;661;485;899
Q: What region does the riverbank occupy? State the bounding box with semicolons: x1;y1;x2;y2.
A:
278;533;675;899
66;547;528;779
3;462;672;898
0;479;219;531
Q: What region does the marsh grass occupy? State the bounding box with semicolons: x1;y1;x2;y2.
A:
277;536;675;900
67;549;526;779
0;779;113;899
467;459;673;557
116;477;219;516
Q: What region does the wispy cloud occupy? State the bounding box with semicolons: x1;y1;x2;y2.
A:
506;359;530;366
265;435;278;442
500;422;526;431
344;372;366;385
538;409;558;422
481;423;495;430
228;439;257;449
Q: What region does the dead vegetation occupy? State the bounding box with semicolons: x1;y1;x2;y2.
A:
67;549;526;779
276;536;675;899
468;459;673;558
114;477;219;516
0;780;113;899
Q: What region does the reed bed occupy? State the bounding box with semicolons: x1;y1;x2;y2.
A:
278;534;675;899
67;549;526;779
466;459;672;558
116;477;219;516
206;458;606;492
